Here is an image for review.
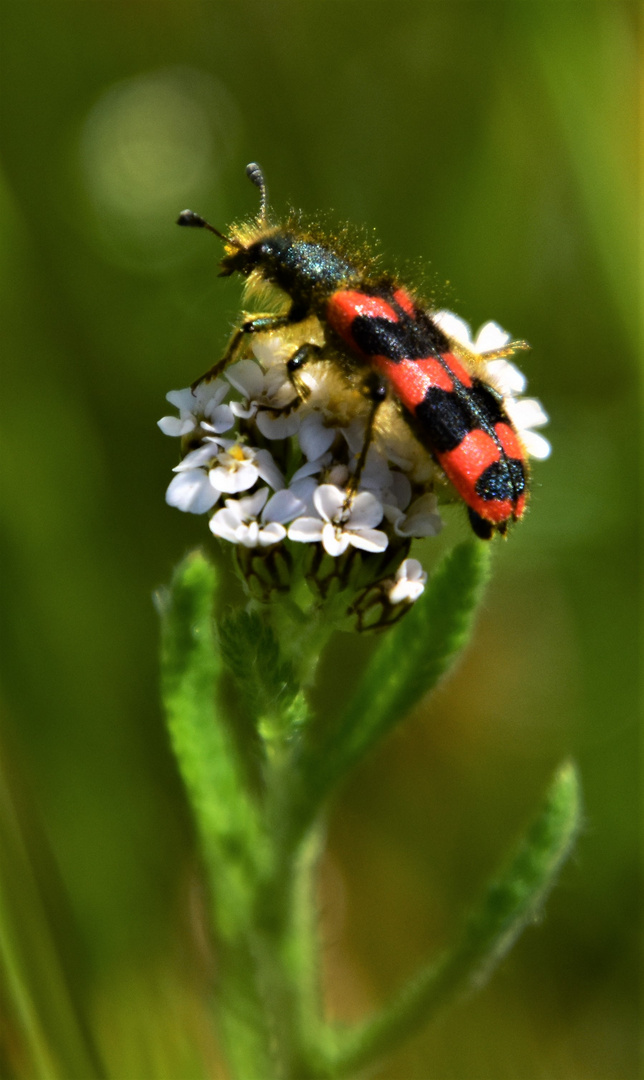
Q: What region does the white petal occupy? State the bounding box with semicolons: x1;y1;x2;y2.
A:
209;506;245;540
173;443;218;471
398;557;426;583
299;413;336;459
226;358;265;398
287;477;319;514
520;429;551;460
214;436;239;453
158;415;194;437
230;400;258;420
389;578;424;604
474;321;511;353
205;379;229;402
239;521;261;547
165;471;219;514
388;581;415;604
206;404;235;432
263;488;307;524
263;364;297;406
507;396;549;430
256;409;301;439
167;381;228;415
346;490;384;530
485;359;527;396
209;460;259;494
255;448;285;490
388;559;427;604
402;516;441;538
233;487;270;519
313;484;345;523
195;379;228;405
358;446;392;493
166;387;197;410
347;528;389;553
383;504;405;528
287;516;325;543
342;418;366;457
432;310;473;347
209;490;269;542
394;493;443;537
321;523;351;557
291;456;327;483
388;580;411;604
258;522;287;545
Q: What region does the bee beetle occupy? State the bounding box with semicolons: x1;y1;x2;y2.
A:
178;163;530;539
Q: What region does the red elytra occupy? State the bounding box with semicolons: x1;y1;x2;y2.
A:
326;286;527;537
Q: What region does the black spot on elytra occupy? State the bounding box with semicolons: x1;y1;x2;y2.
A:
350;316;409;360
350;311;448;363
415;378;512;456
476;458;526;502
469;380;506;426
414;388;472;452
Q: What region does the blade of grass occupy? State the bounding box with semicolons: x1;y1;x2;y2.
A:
0;746;104;1080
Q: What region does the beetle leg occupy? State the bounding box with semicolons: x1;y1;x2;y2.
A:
191;311;305;389
345;372;388;499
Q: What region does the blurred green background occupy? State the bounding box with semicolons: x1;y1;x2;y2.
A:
0;2;639;1078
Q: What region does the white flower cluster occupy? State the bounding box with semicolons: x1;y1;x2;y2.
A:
159;313;549;610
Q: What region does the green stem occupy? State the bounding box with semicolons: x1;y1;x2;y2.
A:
249;762;327;1079
213;938;277;1080
159;553;276;1076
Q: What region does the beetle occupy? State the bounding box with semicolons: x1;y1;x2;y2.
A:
178;163;529;538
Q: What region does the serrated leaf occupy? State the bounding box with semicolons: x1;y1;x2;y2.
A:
218;609;309;741
159;552;264;939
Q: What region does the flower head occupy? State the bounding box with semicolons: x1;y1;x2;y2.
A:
288;484;389;557
160;310;549;624
209;488;297;548
388;558;428;605
158;380;234;438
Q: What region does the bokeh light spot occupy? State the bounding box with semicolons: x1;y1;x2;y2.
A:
79;67;241;268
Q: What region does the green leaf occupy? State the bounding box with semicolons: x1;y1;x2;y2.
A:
159;553;283;1078
219;609;309;744
289;540;491;842
324;760;583;1078
158;552;265;940
338;539;491;737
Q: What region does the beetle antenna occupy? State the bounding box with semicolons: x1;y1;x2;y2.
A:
245;162;268;222
176;209;235;245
